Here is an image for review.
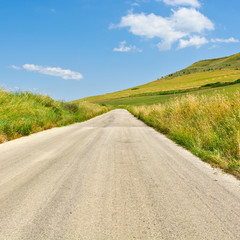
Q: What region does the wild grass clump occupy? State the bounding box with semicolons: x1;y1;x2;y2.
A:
129;92;240;177
0;89;112;143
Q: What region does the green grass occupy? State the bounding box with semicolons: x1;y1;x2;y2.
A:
0;89;113;143
129;93;240;178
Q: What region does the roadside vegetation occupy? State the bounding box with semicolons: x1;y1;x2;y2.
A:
129;92;240;178
0;89;112;144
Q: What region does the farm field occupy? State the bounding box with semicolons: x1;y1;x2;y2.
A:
76;69;240;106
88;82;240;106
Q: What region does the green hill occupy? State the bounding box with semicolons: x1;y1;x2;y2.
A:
167;52;240;78
74;52;240;106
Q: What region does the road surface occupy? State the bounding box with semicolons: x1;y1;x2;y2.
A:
0;109;240;240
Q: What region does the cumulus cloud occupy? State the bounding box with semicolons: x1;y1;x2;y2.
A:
11;64;83;80
172;8;214;33
116;7;214;50
113;41;142;52
178;35;209;49
111;0;239;51
211;37;239;43
158;0;200;8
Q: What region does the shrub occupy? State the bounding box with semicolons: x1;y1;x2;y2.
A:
64;103;79;113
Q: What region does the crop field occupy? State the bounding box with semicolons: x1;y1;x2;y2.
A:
87;80;240;106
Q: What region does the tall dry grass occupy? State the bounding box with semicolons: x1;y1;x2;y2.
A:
129;92;240;177
0;89;112;143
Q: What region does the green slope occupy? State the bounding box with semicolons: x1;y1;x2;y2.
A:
167;52;240;78
73;52;240;106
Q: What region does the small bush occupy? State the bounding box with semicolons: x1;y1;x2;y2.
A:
14;122;32;136
64;103;79;113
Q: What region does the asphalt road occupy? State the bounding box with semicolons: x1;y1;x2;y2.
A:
0;109;240;240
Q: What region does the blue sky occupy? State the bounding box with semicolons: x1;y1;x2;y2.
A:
1;0;240;101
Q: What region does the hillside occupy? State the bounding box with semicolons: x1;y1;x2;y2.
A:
74;52;240;106
167;52;240;78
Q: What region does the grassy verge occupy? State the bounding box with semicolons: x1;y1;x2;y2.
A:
128;92;240;178
0;89;113;143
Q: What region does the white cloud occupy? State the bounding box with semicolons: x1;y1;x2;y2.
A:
22;64;83;80
113;41;142;52
11;64;83;80
10;65;22;70
116;8;214;50
211;37;239;43
172;8;214;33
178;35;208;49
158;0;200;8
